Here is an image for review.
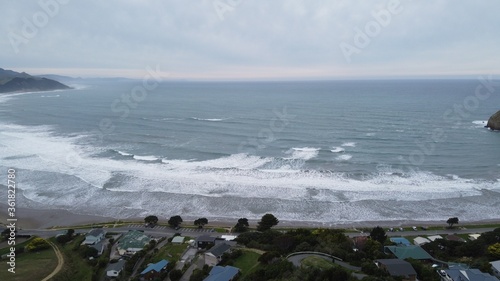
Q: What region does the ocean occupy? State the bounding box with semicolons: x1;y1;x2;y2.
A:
1;79;499;224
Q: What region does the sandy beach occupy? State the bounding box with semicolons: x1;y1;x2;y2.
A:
1;203;499;230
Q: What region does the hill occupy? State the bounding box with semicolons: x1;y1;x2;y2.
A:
0;68;71;93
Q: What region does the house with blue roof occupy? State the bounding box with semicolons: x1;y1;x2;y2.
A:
390;237;411;246
203;265;240;281
140;259;169;280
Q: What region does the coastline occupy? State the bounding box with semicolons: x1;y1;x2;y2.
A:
2;203;499;230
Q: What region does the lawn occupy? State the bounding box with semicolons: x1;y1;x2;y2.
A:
233;250;261;278
0;247;57;281
151;242;189;262
49;236;95;281
301;256;335;270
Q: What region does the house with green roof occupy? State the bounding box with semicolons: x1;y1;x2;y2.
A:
117;230;151;256
384;245;432;260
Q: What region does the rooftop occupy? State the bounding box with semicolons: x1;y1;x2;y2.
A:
106;259;126;276
208;243;232;257
444;268;499;281
384;245;433;260
197;235;217;243
172;236;185;243
140;259;169;275
118;230;150;251
376;259;417;278
87;228;105;237
390;237;411;246
204;265;240;281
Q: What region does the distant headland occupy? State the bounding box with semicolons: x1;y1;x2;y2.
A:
0;67;70;93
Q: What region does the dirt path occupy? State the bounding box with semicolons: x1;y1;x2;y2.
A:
42;241;64;281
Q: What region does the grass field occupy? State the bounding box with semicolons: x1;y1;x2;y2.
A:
301;256;335;270
152;242;189;262
49;236;95;281
233;250;261;278
0;247;57;281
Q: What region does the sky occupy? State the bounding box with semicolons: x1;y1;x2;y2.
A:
1;0;500;80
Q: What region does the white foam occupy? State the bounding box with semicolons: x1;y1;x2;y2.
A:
330;147;345;153
336;154;352;161
472;120;487;127
191;117;226;122
117;150;133;156
285;147;320;160
40;95;60;98
133;155;158;161
341;142;356;147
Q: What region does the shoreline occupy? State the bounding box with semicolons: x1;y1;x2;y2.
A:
2;203;499;230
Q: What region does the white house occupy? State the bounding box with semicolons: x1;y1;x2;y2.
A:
491;260;500;278
83;228;106;245
105;259;126;279
427;235;443;242
413;237;430;246
204;243;232;266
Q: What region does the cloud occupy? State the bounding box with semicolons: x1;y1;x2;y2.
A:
1;0;499;79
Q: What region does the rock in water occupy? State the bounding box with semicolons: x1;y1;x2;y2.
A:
486;110;500;130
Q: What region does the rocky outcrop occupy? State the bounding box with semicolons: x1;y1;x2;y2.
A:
486;110;500;131
0;68;70;93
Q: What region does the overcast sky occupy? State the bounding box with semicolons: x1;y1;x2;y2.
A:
1;0;499;80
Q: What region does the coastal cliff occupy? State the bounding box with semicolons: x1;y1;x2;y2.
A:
486;110;500;131
0;68;70;93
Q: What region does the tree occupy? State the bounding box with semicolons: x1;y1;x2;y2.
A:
25;238;50;252
169;269;183;281
144;215;159;225
488;242;500;259
369;226;387;244
234;218;249;232
168;215;183;227
447;217;459;228
257;214;279;231
194;218;208;228
67;229;75;237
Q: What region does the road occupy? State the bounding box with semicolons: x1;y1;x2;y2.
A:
42;240;64;281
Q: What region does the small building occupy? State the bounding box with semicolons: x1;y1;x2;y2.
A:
196;235;217;248
445;234;466;242
442;268;499;281
203;265;240;281
390;237;411;246
140;259;169;280
117;230;151;256
384;245;433;261
105;259;126;280
375;259;417;281
220;235;237;241
90;241;105;256
491;260;500;278
413;237;431;246
205;243;232;266
427;235;443;242
83;228;106;245
469;234;481;241
172;236;185;244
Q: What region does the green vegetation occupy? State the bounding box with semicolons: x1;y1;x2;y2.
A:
151;242;188;262
194;218;208;228
25;237;50;252
233;250;261;277
0;247;57;281
0;237;33;256
301;256;335;270
168;215;183;227
144;215;159;225
234;218;250;232
257;213;279;231
447;217;459;228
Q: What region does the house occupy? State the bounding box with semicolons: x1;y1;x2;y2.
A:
171;236;185;244
196;235;217;248
140;259;169;280
203;265;240;281
427;235;443;242
445;234;465;242
105;259;126;280
90;241;105;256
413;236;430;246
220;235;237;241
384;245;433;260
390;237;411;246
204;243;232;266
441;268;499;281
375;259;417;281
491;260;500;278
469;234;481;241
83;228;106;245
117;230;151;256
